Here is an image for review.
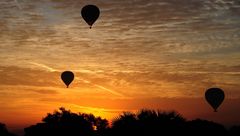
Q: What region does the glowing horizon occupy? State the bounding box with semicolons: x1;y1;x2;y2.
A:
0;0;240;134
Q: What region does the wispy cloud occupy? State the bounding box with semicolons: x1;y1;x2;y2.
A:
75;77;127;98
28;62;126;97
94;84;126;97
14;0;22;10
168;71;240;75
1;0;240;131
0;0;240;98
70;104;135;114
28;62;58;72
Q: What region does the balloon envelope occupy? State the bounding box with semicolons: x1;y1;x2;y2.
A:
205;88;225;112
61;71;74;88
81;5;100;28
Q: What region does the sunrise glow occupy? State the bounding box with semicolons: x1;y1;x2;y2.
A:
0;0;240;135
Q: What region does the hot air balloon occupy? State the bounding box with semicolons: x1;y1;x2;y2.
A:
81;5;100;29
205;88;225;112
61;71;74;88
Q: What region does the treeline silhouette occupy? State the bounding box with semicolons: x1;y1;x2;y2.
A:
1;107;240;136
0;123;16;136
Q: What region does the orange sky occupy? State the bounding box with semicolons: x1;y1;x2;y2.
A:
0;0;240;134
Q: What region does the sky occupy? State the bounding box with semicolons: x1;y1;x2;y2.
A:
0;0;240;134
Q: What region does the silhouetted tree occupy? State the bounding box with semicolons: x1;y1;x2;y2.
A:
22;108;238;136
110;109;232;136
137;110;187;135
94;117;109;136
229;125;240;136
187;119;227;136
24;107;109;136
111;112;138;136
0;123;16;136
111;109;187;136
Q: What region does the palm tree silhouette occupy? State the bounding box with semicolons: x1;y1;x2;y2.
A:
24;107;109;136
111;109;186;136
22;108;240;136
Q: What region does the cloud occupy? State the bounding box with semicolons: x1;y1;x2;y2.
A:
14;0;22;10
25;88;59;95
0;0;239;99
0;65;64;89
1;1;240;132
69;104;134;114
0;63;127;98
29;62;58;72
1;0;239;61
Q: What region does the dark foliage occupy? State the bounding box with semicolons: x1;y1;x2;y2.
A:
229;125;240;136
0;123;16;136
2;108;239;136
187;119;227;136
110;110;187;136
24;107;109;136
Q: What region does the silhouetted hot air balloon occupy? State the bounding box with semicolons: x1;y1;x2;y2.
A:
81;5;100;29
61;71;74;88
205;88;225;112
